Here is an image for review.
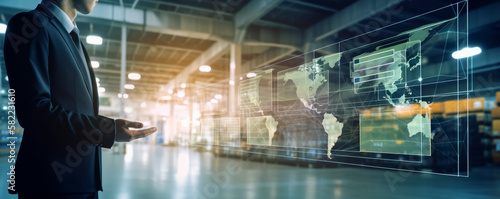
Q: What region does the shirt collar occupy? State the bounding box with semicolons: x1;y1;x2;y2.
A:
45;1;76;34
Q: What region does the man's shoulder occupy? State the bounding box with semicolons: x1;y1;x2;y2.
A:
4;7;52;54
8;7;51;29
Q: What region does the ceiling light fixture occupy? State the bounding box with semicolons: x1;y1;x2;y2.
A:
177;91;185;98
452;47;482;59
86;35;103;45
199;65;211;72
0;23;7;34
91;61;100;68
124;84;135;89
128;73;141;80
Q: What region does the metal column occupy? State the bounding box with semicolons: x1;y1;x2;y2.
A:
120;24;127;118
229;44;241;116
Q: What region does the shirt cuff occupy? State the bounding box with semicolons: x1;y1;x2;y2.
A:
98;115;116;148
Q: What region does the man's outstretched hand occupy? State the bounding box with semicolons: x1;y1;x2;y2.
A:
115;119;157;142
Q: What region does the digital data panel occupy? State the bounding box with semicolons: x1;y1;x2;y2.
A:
192;1;471;177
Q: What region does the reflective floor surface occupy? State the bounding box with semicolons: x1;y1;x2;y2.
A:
1;144;500;199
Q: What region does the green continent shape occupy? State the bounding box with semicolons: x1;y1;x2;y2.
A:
284;71;326;109
322;113;344;159
265;116;279;146
407;113;431;139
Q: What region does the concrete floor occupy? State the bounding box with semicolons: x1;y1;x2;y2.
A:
1;144;500;199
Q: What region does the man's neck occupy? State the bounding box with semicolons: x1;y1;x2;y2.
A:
49;0;77;25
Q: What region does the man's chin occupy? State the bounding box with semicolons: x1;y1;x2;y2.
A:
77;6;94;15
78;9;93;15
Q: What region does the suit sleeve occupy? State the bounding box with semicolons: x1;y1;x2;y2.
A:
3;12;115;148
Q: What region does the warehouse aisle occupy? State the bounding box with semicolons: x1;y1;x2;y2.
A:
98;144;500;199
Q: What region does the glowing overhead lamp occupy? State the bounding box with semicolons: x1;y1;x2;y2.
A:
215;94;222;99
0;23;7;34
128;73;141;80
124;84;135;89
246;73;256;78
199;65;211;72
452;47;482;59
86;35;103;45
0;23;6;34
177;91;185;98
91;61;100;68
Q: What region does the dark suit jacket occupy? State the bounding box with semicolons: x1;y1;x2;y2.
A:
4;4;116;194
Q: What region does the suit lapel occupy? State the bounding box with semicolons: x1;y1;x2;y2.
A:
82;44;100;115
39;5;94;102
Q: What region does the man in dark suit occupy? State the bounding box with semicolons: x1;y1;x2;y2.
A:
3;0;157;198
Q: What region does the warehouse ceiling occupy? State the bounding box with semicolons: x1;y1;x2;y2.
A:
0;0;499;102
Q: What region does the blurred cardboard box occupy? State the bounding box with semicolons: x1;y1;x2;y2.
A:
493;120;500;137
468;98;485;112
497;91;500;104
430;102;444;114
492;107;500;119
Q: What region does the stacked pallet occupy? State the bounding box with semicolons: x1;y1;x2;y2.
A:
492;92;500;164
443;98;489;166
429;102;444;118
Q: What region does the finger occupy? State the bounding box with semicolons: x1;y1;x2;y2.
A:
131;127;157;139
124;120;144;128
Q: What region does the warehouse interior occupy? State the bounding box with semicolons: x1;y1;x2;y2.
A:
1;0;500;198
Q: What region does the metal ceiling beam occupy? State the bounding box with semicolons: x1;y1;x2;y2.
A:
0;0;234;41
234;0;284;44
92;60;228;77
142;0;233;18
235;0;284;29
244;27;303;50
96;76;171;83
94;69;174;78
241;46;296;71
286;0;337;13
253;19;300;30
162;41;231;91
89;57;185;71
469;1;500;32
0;0;302;49
305;0;404;42
79;34;204;54
131;0;140;9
